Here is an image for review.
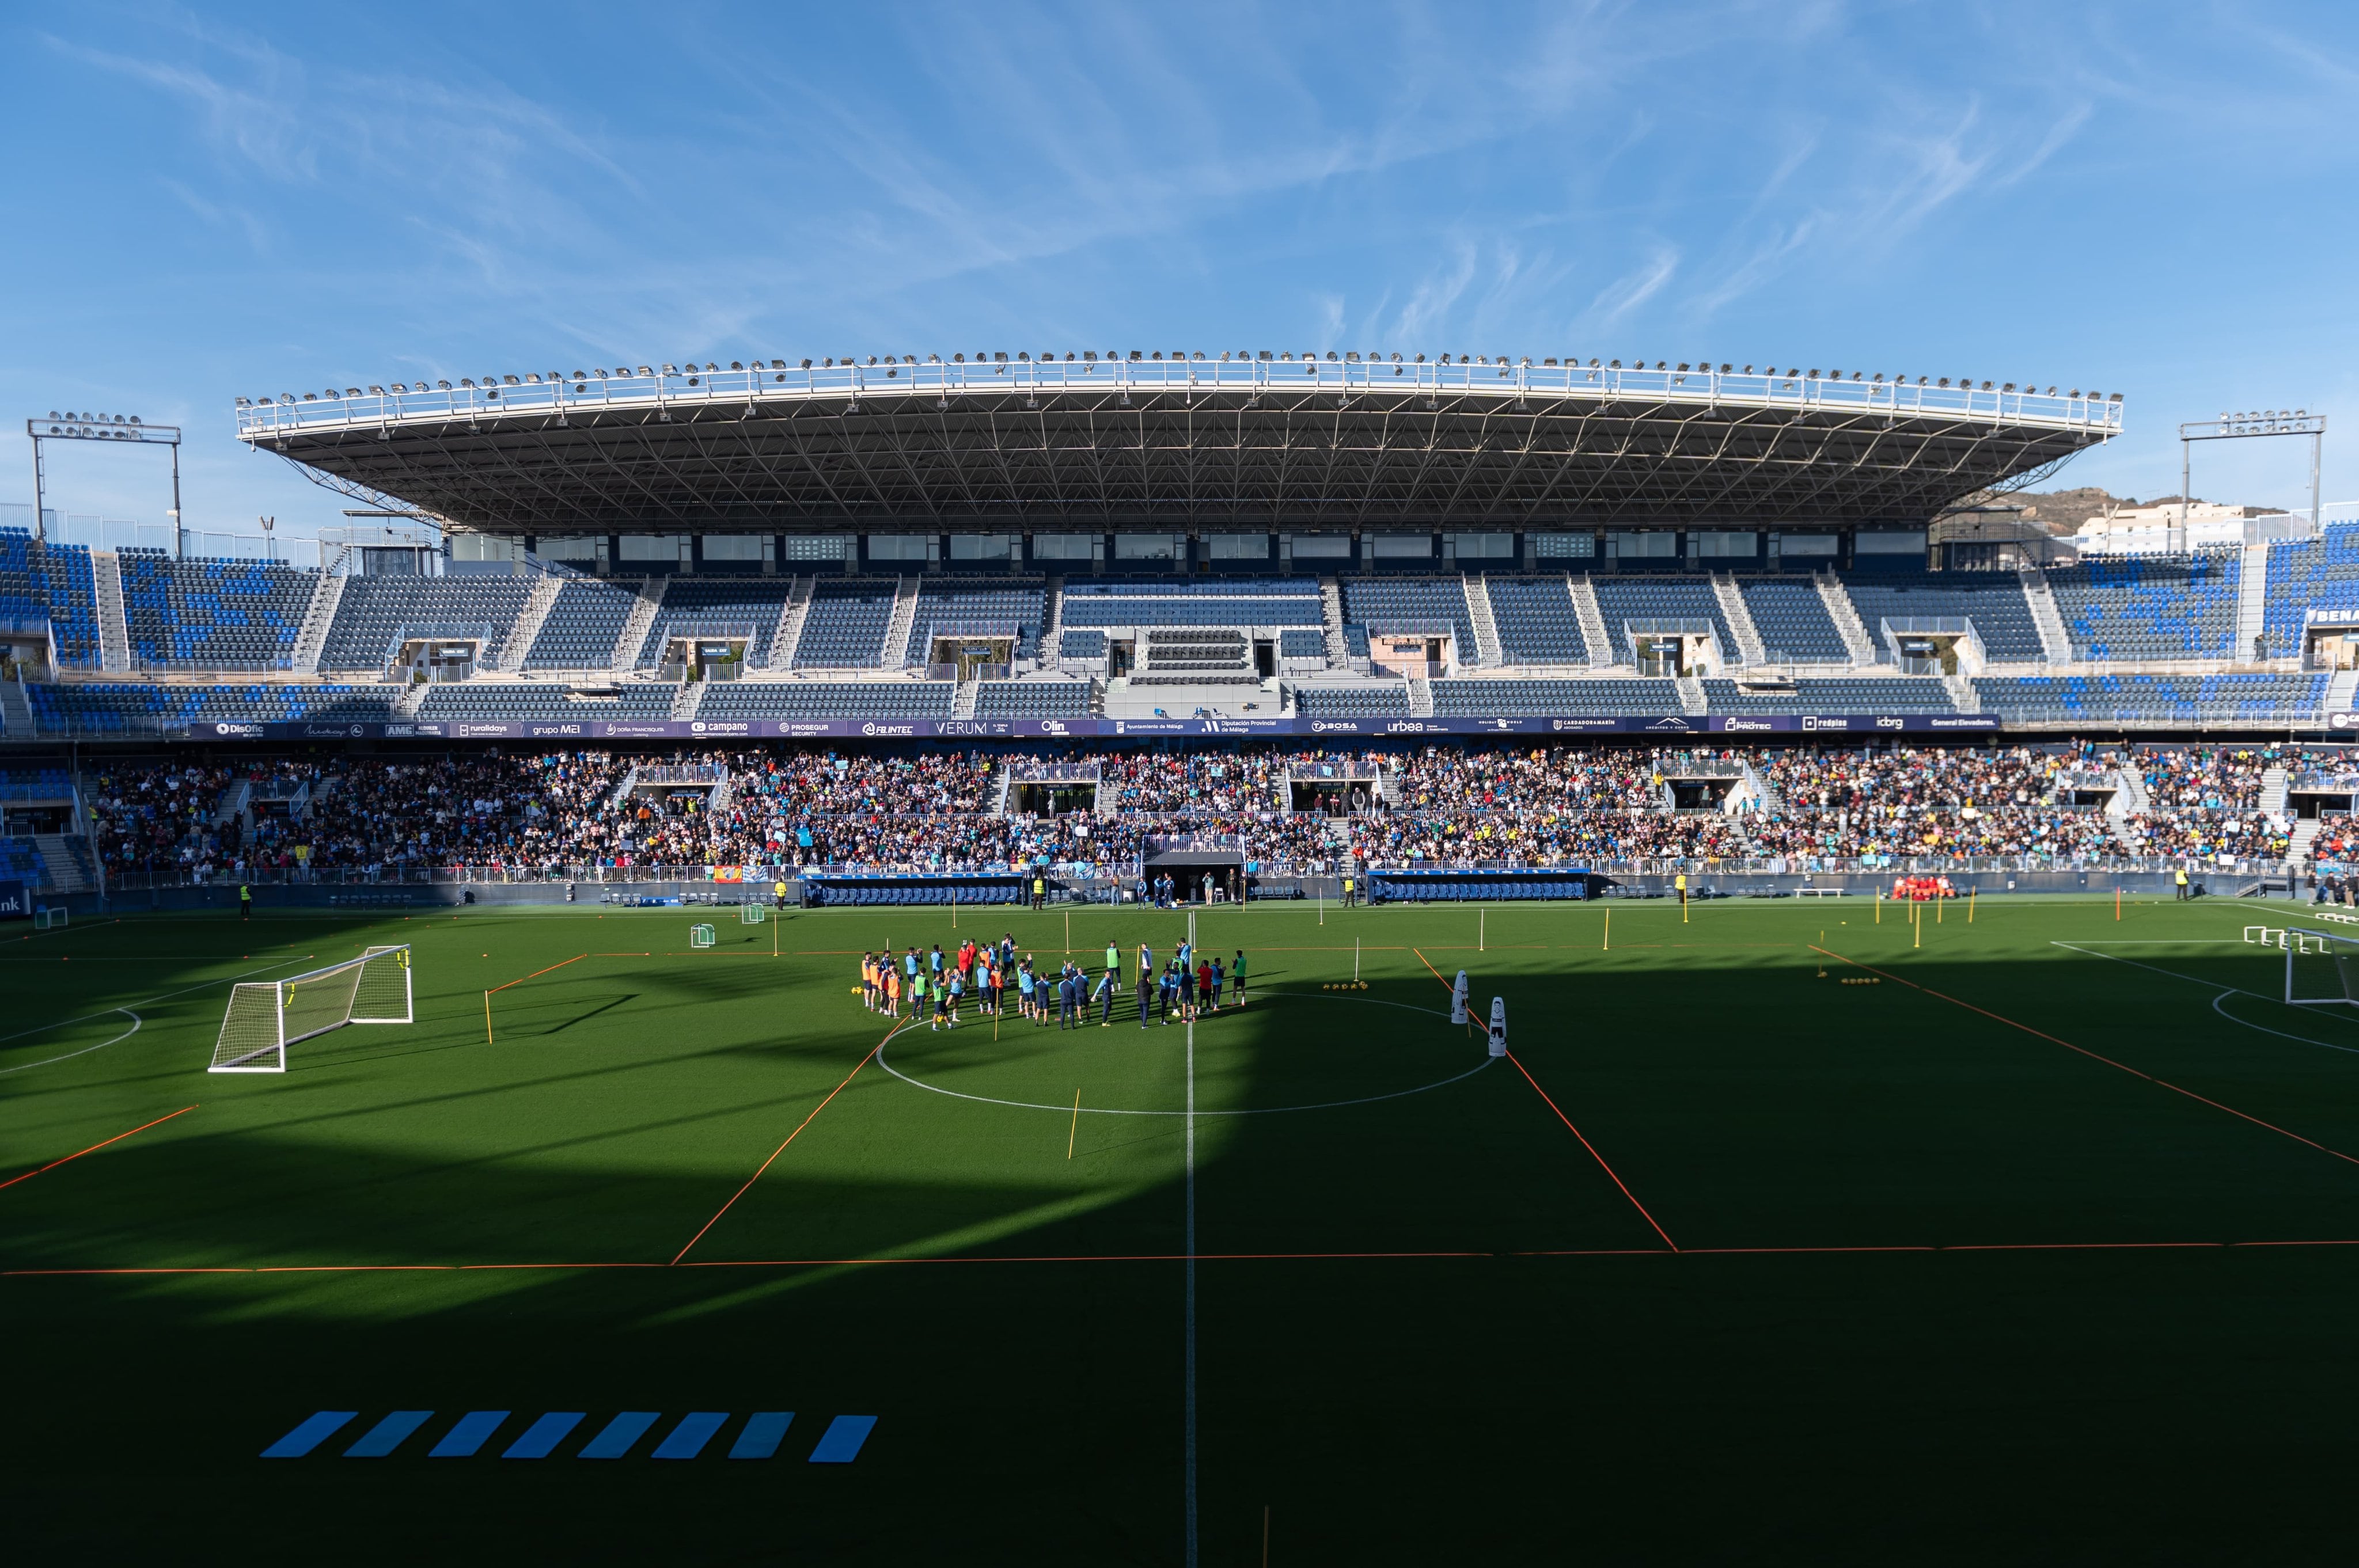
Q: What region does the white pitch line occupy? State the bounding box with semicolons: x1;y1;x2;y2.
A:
2055;940;2359;1054
1184;1008;1198;1568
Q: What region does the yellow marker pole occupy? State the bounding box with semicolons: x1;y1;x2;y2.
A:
1603;908;1610;952
1682;888;1689;924
1969;888;1976;923
1914;907;1921;949
1065;910;1070;955
1876;890;1882;924
1067;1089;1080;1160
483;991;494;1046
1480;908;1485;952
1937;897;1943;925
2115;884;2122;921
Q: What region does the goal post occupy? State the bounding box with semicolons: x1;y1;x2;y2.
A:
210;945;413;1073
2284;928;2359;1008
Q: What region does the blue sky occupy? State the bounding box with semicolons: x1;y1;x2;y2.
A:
5;1;2356;539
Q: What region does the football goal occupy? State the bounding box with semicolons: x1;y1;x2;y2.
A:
2284;928;2359;1008
209;945;414;1073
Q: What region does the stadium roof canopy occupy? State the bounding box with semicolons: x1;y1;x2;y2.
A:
235;355;2121;534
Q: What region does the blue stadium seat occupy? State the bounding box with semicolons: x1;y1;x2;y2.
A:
1737;579;1848;661
901;579;1049;663
1337;578;1476;653
1485;576;1589;663
1701;677;1954;712
973;681;1092;718
793;579;898;669
1838;572;2044;661
318;575;538;670
635;578;796;667
2045;552;2239;659
117;552;312;670
697;682;956;720
524;579;645;670
1589;578;1738;662
1431;678;1678;715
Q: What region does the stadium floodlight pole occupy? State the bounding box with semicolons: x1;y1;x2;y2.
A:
2179;412;2326;549
25;413;183;552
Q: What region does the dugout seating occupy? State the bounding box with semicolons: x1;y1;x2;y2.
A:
317;575;538;671
792;579;899;668
696;681;957;720
2045;551;2240;660
805;874;1027;906
1738;578;1849;662
523;579;645;670
1060;578;1324;628
1837;572;2045;662
1485;576;1590;663
900;579;1050;664
1370;868;1604;902
117;552;311;669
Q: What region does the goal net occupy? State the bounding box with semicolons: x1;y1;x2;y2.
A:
210;945;413;1073
2284;928;2359;1008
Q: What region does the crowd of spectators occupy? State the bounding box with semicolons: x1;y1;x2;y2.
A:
61;741;2339;883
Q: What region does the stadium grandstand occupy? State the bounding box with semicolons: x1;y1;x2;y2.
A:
5;347;2357;904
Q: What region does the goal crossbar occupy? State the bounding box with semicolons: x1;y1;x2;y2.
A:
210;944;412;1073
2284;928;2359;1009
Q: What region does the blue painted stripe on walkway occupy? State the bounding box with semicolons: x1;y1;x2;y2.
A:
428;1410;509;1458
261;1411;355;1459
808;1415;877;1464
578;1411;659;1459
651;1411;728;1460
729;1411;792;1459
343;1410;433;1458
502;1412;585;1459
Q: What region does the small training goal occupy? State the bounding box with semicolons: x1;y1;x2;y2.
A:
209;945;414;1073
2281;928;2359;1009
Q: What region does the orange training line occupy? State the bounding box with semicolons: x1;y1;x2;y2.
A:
0;1104;199;1194
1409;947;1453;992
485;952;589;996
1810;944;2359;1170
1503;1051;1680;1252
668;1022;896;1265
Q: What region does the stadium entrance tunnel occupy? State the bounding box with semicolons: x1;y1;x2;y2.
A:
1370;868;1614;903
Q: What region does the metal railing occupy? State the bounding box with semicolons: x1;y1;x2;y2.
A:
236;359;2125;438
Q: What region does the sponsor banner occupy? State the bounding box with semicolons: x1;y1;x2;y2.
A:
0;879;25;920
195;711;2012;743
2331;712;2359;730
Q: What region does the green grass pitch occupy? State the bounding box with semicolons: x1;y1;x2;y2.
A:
9;894;2359;1562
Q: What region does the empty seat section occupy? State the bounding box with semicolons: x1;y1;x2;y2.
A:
2262;525;2359;653
1292;684;1410;717
17;540;100;666
416;683;676;722
697;682;956;720
317;576;537;670
524;579;643;670
1975;673;2326;722
1738;579;1848;661
973;681;1092;718
1589;578;1739;661
1485;577;1590;663
1277;628;1326;658
117;552;313;669
1701;677;1954;712
2046;552;2239;659
792;579;898;668
1337;578;1476;654
635;578;794;667
1060;578;1322;628
1431;678;1677;715
901;579;1049;663
1056;628;1108;660
26;682;394;732
1838;572;2044;661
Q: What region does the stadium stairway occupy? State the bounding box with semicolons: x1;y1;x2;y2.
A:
2329;669;2359;715
1408;674;1434;716
33;833;91;894
497;577;564;673
2239;539;2271;656
765;576;811;670
883;578;921;668
2292;817;2325;865
0;678;32;739
2261;764;2289;814
1675;673;1707;713
93;552;132;673
1814;573;1878;664
612;578;666;670
1944;669;1979;711
2019;564;2072;663
1466;575;1505;664
1712;575;1768;666
1571;575;1614;667
1319;577;1348;662
670;682;704;720
290;571;346;675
